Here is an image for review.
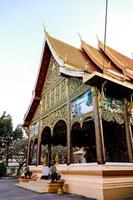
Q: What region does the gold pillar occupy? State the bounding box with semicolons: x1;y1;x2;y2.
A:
123;99;133;162
36;100;43;165
66;78;72;164
92;86;105;164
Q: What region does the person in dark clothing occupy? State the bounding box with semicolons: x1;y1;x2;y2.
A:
50;163;61;183
24;167;33;179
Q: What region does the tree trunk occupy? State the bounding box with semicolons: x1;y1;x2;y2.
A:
5;143;9;167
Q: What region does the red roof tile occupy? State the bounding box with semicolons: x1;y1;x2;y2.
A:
46;33;88;69
99;41;133;80
81;41;129;81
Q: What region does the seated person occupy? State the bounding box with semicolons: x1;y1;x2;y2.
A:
50;162;61;183
41;163;50;180
24;166;33;179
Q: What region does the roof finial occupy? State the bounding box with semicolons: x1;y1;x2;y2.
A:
78;32;83;42
42;23;46;32
43;23;49;35
96;34;100;42
96;34;101;50
43;24;50;38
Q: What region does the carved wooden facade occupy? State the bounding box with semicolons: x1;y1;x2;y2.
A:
29;56;91;138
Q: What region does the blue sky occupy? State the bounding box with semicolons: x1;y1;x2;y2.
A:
0;0;133;128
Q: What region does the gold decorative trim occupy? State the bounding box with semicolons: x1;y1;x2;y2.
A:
41;105;67;130
113;113;124;124
102;110;113;122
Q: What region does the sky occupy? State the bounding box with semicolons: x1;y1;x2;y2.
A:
0;0;133;129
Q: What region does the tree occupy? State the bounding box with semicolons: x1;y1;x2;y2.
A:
11;138;28;173
13;124;24;140
0;112;23;166
0;161;7;177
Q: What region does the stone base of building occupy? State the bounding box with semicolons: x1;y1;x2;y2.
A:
57;163;133;200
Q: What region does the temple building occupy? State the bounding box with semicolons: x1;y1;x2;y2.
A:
23;32;133;200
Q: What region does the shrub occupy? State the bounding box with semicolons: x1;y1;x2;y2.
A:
0;162;7;177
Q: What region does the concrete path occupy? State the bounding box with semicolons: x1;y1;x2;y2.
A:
0;179;94;200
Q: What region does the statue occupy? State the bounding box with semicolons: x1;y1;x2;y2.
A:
55;152;61;165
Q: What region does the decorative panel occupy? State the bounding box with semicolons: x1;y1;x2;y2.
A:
61;79;67;99
42;57;61;94
41;105;67;130
51;89;55;107
70;77;90;100
46;92;50;109
98;92;124;124
71;90;93;119
55;84;60;102
41;56;67;116
42;97;46;113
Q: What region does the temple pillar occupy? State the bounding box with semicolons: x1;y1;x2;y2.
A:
48;143;51;167
92;86;105;164
26;133;31;166
66;78;72;164
123;99;133;162
129;125;133;139
36;128;41;165
36;100;43;165
36;140;41;165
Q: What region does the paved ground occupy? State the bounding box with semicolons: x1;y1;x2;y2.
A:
0;179;94;200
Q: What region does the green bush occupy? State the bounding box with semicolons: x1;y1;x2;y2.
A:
0;162;7;177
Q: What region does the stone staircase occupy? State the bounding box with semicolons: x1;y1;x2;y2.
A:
16;179;65;194
16;179;49;193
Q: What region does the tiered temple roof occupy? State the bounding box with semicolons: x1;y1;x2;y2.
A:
23;32;133;126
98;41;133;80
81;41;126;81
46;33;88;70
